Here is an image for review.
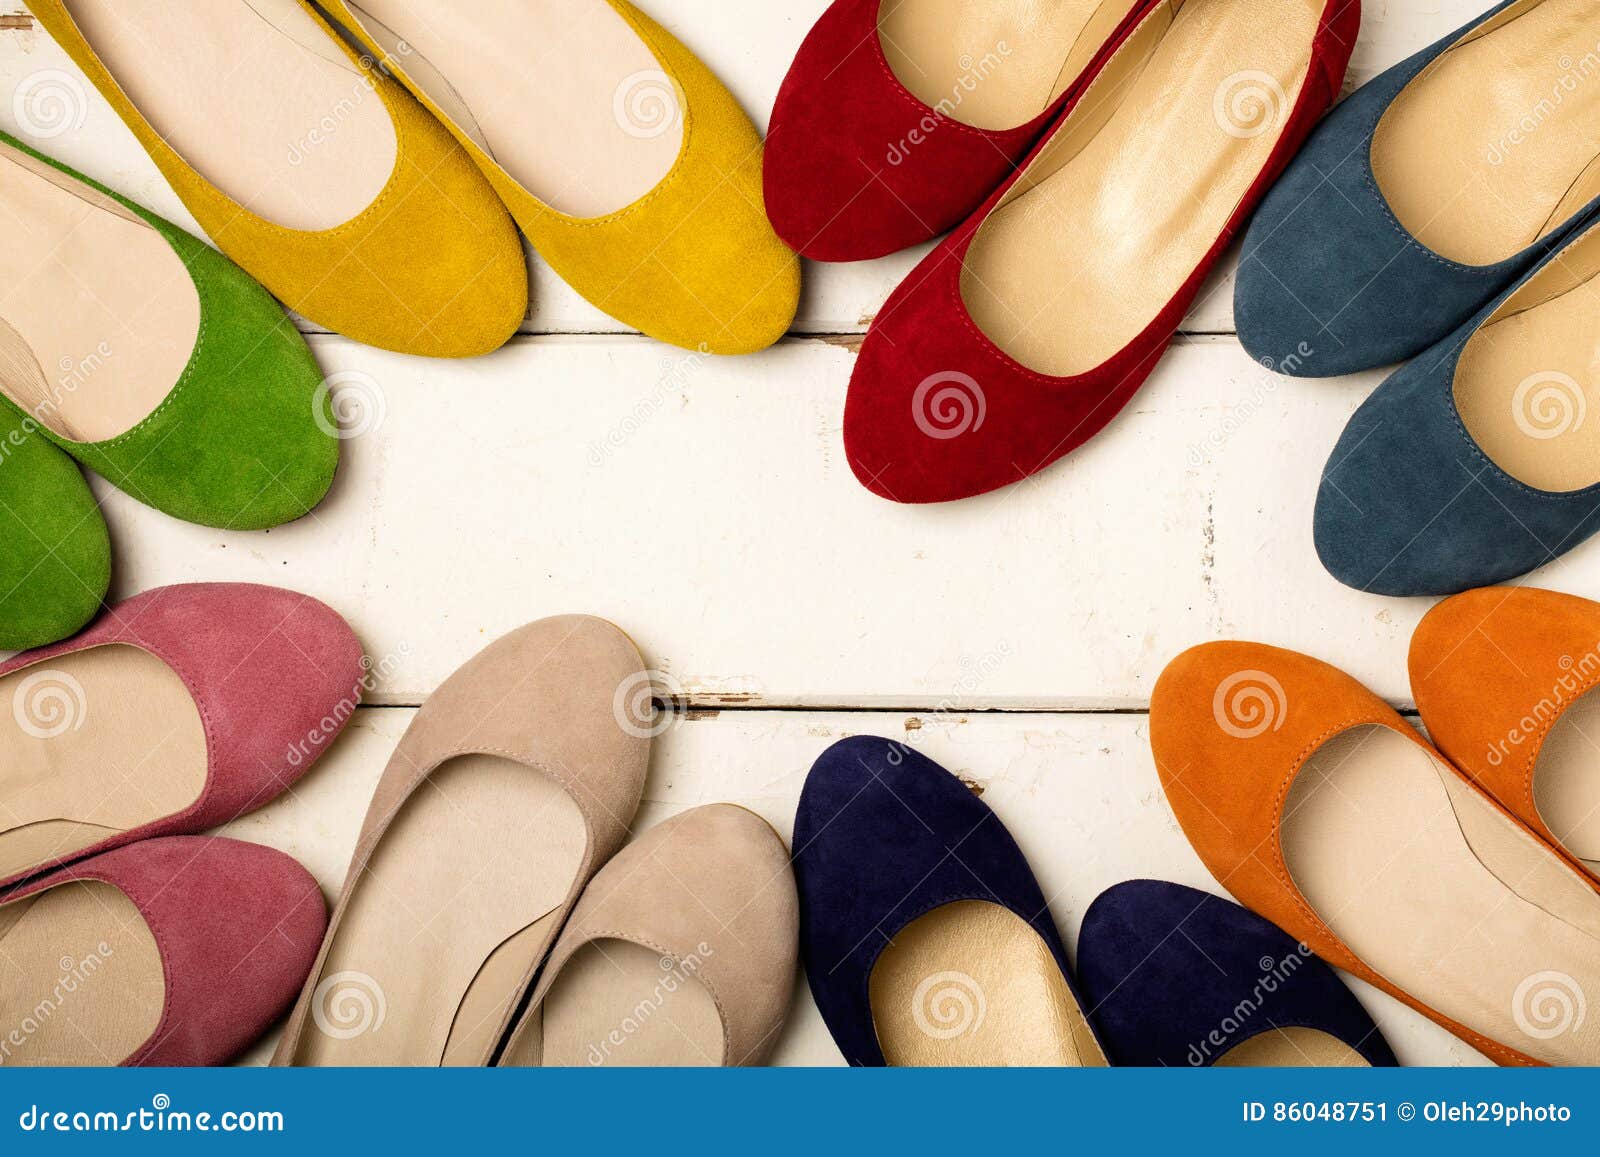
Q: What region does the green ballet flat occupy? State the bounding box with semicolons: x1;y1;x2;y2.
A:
0;405;109;650
0;131;337;531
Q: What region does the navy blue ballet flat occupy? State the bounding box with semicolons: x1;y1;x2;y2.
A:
1235;0;1600;378
1077;880;1397;1067
793;735;1107;1067
1315;215;1600;596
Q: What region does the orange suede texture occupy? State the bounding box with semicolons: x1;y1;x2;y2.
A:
1411;586;1600;856
27;0;528;358
1151;639;1557;1067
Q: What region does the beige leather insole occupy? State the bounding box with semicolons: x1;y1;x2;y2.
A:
0;646;205;884
61;0;396;231
1374;0;1600;267
1533;687;1600;870
504;939;725;1066
962;0;1319;376
878;0;1145;130
0;880;163;1066
1454;219;1600;492
868;899;1106;1066
0;141;197;443
1284;725;1600;1066
344;0;679;220
290;754;585;1066
1213;1027;1369;1067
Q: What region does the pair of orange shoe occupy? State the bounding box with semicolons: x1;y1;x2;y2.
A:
1154;586;1600;1067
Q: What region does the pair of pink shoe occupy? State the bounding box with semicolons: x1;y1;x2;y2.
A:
0;583;365;1066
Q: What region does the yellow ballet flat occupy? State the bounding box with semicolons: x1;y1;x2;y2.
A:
26;0;528;358
322;0;799;355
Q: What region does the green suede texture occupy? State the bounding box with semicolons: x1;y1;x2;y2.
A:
0;132;338;531
0;404;109;649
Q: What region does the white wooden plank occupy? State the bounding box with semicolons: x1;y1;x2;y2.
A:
0;1;1487;336
90;332;1600;709
224;706;1484;1066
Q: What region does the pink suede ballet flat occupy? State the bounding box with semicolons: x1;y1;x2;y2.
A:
0;835;327;1066
0;582;365;890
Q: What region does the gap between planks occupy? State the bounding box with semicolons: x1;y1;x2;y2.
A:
352;702;1425;718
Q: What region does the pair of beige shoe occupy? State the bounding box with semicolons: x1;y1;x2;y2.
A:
271;615;798;1067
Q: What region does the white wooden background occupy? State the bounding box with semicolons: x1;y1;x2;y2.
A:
0;1;1532;1067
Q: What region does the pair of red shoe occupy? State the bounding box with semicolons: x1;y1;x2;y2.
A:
0;584;365;1066
766;0;1361;502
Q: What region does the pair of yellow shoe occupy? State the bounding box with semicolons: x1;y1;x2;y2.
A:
29;0;798;357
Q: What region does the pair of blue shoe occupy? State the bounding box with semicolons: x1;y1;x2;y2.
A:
1237;0;1600;596
794;736;1396;1066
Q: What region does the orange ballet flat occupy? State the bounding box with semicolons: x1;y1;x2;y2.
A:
1411;585;1600;881
1153;639;1600;1067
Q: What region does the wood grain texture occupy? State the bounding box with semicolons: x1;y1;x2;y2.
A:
87;331;1600;709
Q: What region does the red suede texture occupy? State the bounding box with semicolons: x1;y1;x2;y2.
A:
844;0;1361;503
5;836;327;1066
764;0;1156;261
0;583;365;889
